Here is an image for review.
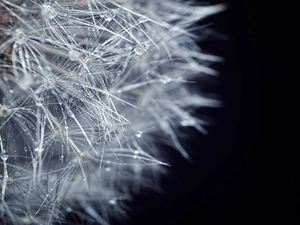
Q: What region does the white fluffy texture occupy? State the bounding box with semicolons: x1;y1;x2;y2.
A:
0;0;224;224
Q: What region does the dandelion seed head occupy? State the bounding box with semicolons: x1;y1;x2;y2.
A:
0;0;226;224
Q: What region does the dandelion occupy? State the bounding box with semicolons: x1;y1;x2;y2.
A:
0;0;225;224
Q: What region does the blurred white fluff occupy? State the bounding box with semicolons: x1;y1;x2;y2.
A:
0;0;225;224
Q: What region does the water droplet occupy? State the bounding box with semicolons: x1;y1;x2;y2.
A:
0;152;8;161
139;16;148;23
109;199;116;205
160;76;172;84
133;47;143;55
68;49;81;61
66;207;72;213
105;10;115;22
42;4;57;19
135;131;142;138
14;172;21;177
66;108;74;117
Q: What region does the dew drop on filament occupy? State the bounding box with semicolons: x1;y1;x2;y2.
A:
135;131;142;138
0;152;8;161
133;47;143;55
68;50;81;61
42;4;57;19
